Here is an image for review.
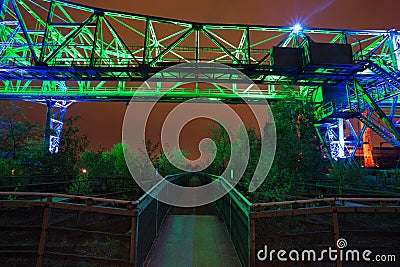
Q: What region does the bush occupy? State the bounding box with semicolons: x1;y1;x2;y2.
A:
69;173;93;195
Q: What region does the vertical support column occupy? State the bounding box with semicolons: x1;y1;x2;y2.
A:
44;100;53;152
36;197;51;267
143;18;150;65
250;217;255;267
246;26;251;64
90;13;102;67
346;118;369;168
389;30;400;70
362;115;375;168
44;98;74;154
315;125;335;166
338;118;345;159
195;26;200;62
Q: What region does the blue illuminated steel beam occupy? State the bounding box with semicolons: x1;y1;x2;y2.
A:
45;97;73;154
44;81;73;154
0;0;399;158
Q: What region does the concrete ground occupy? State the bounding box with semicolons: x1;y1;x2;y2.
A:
145;207;241;267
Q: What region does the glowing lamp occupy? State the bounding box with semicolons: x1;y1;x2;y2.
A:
292;23;303;33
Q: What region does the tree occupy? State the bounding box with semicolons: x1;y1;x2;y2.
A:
0;157;15;177
0;103;41;160
143;139;160;165
234;127;262;190
22;115;89;176
80;146;114;179
104;142;137;179
200;123;264;194
198;97;327;202
156;147;190;176
78;142;142;193
69;171;93;195
204;123;231;175
258;97;327;200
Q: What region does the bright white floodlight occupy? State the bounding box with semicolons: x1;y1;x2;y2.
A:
292;23;303;33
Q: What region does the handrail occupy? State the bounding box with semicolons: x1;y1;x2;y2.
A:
0;191;139;206
136;173;185;212
0;192;139;266
1;174;400;267
2;184;398;209
137;174;184;202
206;173;252;208
251;197;400;209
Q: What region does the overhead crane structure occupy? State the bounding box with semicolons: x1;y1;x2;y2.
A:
0;0;399;164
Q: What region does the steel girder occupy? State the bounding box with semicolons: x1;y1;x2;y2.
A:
0;0;399;158
0;0;398;101
315;62;400;165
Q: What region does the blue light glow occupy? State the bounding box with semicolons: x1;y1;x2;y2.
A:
292;23;303;33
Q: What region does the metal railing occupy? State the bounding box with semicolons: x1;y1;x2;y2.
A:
0;174;189;267
205;174;251;267
134;173;187;267
0;176;143;195
2;174;399;267
249;198;400;266
0;192;139;266
170;175;400;267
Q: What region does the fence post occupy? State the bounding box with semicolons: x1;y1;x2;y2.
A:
36;197;51;267
129;208;137;267
332;204;342;267
250;217;255;267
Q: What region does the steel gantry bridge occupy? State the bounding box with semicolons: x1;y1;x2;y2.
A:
0;0;399;163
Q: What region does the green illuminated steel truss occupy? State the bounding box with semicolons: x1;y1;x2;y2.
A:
0;0;399;157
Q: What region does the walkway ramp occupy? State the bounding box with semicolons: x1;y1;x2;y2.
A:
145;206;240;267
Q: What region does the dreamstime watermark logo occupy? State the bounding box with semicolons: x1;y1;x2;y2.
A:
257;238;396;263
122;62;276;207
